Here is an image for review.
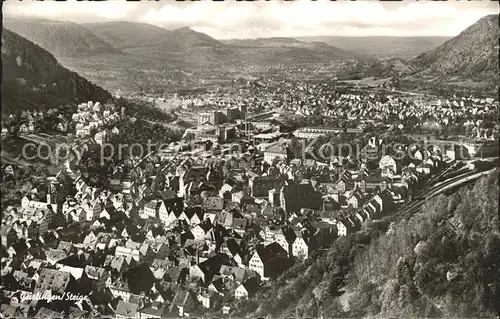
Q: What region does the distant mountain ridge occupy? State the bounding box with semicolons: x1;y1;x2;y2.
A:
4;18;365;65
222;37;369;63
356;14;499;88
83;22;223;51
167;26;224;49
82;21;173;49
3;17;121;57
412;14;499;79
296;36;451;59
1;28;111;114
5;15;496;96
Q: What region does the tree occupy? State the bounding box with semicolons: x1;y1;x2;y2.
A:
289;137;304;159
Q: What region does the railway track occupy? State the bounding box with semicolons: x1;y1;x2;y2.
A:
395;167;496;220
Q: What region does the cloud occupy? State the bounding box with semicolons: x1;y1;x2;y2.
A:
4;0;498;38
4;0;138;21
137;1;496;38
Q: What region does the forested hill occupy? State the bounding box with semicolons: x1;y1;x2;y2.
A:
4;18;121;57
1;29;112;114
234;170;500;318
412;14;499;79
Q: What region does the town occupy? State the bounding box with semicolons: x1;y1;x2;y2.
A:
1;73;498;318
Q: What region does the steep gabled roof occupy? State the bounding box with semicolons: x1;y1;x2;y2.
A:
255;242;287;263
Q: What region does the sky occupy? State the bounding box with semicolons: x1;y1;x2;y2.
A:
4;0;498;39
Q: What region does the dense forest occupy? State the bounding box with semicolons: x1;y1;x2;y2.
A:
116;98;177;123
1;29;111;115
233;170;500;318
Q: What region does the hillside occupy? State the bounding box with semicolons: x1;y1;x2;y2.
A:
1;29;112;114
82;21;363;63
56;25;368;93
81;23;237;66
119;26;236;64
357;58;417;82
412;14;499;80
3;18;121;57
84;23;223;51
296;36;451;59
223;37;369;62
234;170;500;318
82;21;173;49
164;26;223;50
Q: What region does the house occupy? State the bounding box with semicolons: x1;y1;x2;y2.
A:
355;210;370;223
235;277;259;299
84;265;109;291
1;226;18;248
115;300;139;319
158;201;169;223
263;144;291;164
248;242;288;280
115;246;141;262
361;175;390;192
161;208;181;226
292;232;315;260
4;165;15;176
84;200;102;221
336;217;355;237
192;221;213;241
144;200;160;219
35;308;64;319
250;175;286;198
138;302;169;319
12;270;35;291
220;238;244;265
379;155;398;175
150;259;173;278
166;266;188;284
169;289;196;317
416;163;432;175
335;172;355;193
274;179;321;213
19;123;30;133
197;290;219;309
109;281;132;302
104;255;130;274
445;145;469;161
347;190;364;209
57;241;74;254
46;249;69;265
34;268;75;296
202;197;224;212
231;218;248;236
413;149;425;161
208;277;226;296
264;225;295;255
